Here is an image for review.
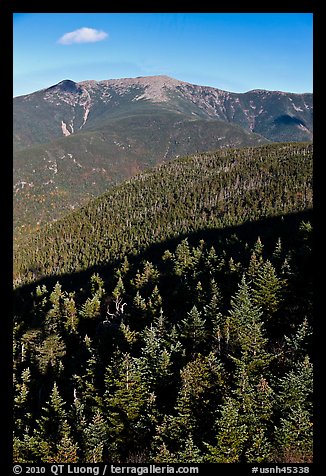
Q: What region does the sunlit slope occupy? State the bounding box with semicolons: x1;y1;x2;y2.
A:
14;142;312;286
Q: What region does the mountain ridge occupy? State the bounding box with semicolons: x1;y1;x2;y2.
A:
14;74;313;149
13;75;313;233
14;142;313;286
16;75;312;99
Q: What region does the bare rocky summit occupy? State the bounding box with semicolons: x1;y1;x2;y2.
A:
13;75;313;233
15;74;313;150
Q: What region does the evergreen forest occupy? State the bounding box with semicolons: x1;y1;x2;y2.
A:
13;142;313;464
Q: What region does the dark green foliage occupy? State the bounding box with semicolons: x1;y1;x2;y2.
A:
251;260;285;322
36;334;66;375
273;356;313;463
14;77;312;232
179;306;207;357
13;218;313;463
13;143;313;463
205;396;248;463
14;142;312;286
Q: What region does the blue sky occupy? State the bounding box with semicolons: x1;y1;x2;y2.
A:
13;13;313;97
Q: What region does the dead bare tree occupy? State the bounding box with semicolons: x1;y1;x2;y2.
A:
104;297;127;323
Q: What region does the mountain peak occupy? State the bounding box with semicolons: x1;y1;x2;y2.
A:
48;79;81;94
76;75;186;103
78;74;184;88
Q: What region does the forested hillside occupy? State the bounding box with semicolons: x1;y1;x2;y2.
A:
13;142;313;463
13;75;312;233
13;114;268;233
13;214;313;464
14;142;312;287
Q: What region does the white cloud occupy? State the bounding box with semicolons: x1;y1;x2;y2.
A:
58;27;108;45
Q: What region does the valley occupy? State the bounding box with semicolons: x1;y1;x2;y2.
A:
13;75;312;233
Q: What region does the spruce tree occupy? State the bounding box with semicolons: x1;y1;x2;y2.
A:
284;318;312;364
154;353;225;459
73;337;102;417
224;276;275;462
33;383;71;461
52;434;79;463
274;352;313;461
104;353;155;460
274;407;313;463
179;305;207;357
62;293;79;334
228;275;272;374
206;396;248;463
83;411;108;463
45;283;65;334
14;367;32;434
36;334;66;376
251;260;285;322
137;323;172;392
176;435;204;463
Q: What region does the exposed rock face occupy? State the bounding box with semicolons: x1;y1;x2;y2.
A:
14;75;313;149
13;75;313;232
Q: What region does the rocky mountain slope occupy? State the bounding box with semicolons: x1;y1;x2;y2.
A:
13;76;313;233
14;75;312;150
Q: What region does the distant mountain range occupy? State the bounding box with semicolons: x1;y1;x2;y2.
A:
13;75;313;232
